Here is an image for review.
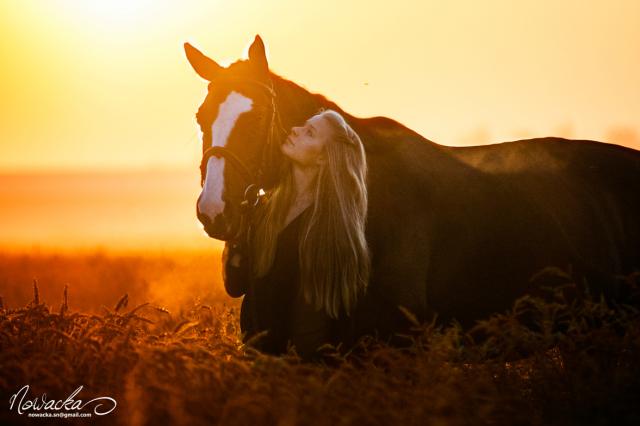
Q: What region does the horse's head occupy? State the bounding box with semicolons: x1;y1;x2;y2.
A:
185;35;285;241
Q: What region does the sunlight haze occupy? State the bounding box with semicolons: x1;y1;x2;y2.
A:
2;0;638;171
1;0;638;250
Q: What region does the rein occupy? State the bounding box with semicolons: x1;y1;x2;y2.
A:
200;145;256;189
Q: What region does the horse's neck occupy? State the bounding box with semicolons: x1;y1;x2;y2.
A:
271;74;465;178
273;76;344;127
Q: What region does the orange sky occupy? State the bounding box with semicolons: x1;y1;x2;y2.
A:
1;1;639;251
0;170;212;252
1;0;639;172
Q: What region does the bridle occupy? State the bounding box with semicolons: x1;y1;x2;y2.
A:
198;76;288;238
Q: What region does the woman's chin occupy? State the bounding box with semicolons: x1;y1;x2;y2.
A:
280;147;294;162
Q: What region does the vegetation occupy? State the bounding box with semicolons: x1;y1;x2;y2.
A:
0;252;638;425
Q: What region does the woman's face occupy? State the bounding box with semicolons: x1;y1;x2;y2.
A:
281;114;332;167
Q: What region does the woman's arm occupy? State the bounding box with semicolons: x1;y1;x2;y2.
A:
221;240;250;298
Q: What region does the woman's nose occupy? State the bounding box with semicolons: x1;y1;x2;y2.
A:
291;127;299;137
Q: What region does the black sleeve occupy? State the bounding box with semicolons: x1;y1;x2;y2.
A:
222;240;251;298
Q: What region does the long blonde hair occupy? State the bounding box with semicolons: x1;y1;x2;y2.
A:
250;109;370;319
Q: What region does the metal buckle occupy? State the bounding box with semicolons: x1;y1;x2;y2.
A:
240;183;263;210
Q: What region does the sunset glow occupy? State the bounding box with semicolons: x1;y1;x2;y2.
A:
62;0;162;29
1;4;639;421
1;0;639;250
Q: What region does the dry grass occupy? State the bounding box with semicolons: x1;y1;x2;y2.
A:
0;251;639;425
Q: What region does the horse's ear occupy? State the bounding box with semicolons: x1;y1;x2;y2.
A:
248;34;269;75
184;42;222;81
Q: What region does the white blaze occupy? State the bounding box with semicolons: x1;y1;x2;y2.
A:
197;91;253;221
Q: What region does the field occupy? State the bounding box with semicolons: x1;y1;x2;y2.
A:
1;250;639;425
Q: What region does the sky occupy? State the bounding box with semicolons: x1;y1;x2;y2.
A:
0;0;639;251
1;0;639;172
0;170;210;251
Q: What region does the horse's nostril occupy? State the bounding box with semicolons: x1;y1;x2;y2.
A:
197;210;211;227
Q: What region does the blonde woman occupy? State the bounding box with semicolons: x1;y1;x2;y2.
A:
222;108;370;360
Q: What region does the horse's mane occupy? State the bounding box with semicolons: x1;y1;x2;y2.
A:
268;72;438;156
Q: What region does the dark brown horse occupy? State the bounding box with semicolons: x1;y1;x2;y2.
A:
186;35;640;347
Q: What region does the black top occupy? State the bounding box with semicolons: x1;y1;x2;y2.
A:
223;204;334;359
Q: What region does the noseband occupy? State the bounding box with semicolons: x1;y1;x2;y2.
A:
198;77;287;238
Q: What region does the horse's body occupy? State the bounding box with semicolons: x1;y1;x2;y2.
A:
347;118;640;340
186;36;640;349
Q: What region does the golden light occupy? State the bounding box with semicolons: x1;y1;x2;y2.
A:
1;0;638;252
50;0;168;33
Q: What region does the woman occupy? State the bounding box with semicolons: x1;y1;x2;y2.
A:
222;108;370;361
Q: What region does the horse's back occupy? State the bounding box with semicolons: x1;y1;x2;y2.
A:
426;138;640;325
445;138;640;267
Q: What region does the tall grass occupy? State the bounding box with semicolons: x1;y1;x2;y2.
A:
0;252;638;425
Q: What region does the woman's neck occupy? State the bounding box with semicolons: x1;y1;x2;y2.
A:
282;164;317;228
292;164;318;203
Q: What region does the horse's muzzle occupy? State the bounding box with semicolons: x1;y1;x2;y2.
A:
197;210;230;240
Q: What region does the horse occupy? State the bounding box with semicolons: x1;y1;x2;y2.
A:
185;34;640;347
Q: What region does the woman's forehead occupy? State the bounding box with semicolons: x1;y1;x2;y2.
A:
308;114;332;133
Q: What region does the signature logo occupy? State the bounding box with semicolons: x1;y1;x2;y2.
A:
9;385;117;417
